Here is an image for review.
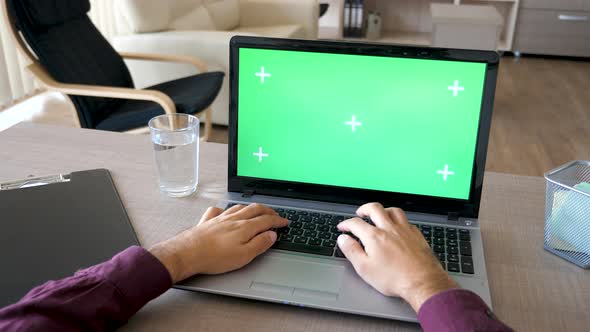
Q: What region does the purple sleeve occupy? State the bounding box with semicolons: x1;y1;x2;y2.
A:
418;289;514;332
0;246;171;332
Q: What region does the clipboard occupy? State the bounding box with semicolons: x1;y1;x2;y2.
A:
0;169;139;307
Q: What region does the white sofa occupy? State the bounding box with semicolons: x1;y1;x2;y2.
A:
113;0;319;125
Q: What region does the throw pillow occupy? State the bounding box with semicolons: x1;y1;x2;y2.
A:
204;0;240;31
118;0;171;33
169;5;216;31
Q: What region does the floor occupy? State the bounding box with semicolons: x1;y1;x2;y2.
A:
1;55;589;177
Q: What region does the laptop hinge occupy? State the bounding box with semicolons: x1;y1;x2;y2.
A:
448;212;460;221
242;190;255;198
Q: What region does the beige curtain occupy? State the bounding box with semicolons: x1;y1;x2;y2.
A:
90;0;117;41
0;9;36;108
0;0;117;108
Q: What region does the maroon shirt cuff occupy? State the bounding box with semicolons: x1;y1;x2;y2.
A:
417;289;513;332
84;246;173;314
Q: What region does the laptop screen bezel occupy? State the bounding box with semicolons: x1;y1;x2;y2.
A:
228;36;498;219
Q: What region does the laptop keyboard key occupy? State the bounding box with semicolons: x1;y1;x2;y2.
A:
331;233;340;240
434;238;445;246
447;262;460;273
447;254;459;263
279;234;293;242
330;226;340;233
290;221;303;229
447;246;459;255
311;217;325;224
308;238;322;246
303;223;316;230
322;239;336;248
446;232;457;240
461;256;474;274
317;225;330;232
459;230;471;241
436;252;445;262
447;239;458;247
304;230;317;238
273;241;333;256
319;232;332;240
290;228;304;236
460;242;472;256
329;216;345;226
433;245;445;253
294;236;308;244
300;216;311;222
434;231;445;238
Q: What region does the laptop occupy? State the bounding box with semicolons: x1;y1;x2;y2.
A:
177;36;499;322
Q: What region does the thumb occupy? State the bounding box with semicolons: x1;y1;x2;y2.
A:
245;230;278;257
338;234;367;267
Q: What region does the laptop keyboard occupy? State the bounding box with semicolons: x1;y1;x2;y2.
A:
226;203;475;275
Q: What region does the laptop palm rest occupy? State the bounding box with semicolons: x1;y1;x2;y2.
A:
250;256;344;299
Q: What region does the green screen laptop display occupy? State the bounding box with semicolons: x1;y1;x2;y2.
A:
236;48;487;200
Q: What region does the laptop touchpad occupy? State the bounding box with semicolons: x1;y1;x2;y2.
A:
252;256;344;296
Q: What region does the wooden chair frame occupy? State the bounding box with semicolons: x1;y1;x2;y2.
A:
1;0;213;141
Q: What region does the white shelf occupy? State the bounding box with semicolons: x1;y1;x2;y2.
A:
321;30;511;51
338;31;432;46
318;0;519;51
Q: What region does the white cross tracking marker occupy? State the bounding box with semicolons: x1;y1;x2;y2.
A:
448;80;465;97
437;165;455;181
345;115;362;132
255;66;271;83
253;147;269;162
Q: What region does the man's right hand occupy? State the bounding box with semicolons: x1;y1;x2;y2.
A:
337;203;458;312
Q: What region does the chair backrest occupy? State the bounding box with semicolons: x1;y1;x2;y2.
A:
6;0;134;128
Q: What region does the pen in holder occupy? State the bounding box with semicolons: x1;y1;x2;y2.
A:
544;161;590;268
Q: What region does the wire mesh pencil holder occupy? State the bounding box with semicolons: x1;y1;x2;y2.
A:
544;161;590;269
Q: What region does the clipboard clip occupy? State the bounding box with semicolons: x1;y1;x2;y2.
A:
0;173;71;191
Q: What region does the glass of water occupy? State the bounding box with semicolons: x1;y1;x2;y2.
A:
149;114;199;197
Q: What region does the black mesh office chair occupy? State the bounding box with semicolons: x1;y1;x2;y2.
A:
3;0;224;140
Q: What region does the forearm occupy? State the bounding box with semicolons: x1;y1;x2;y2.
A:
418;289;514;332
0;246;171;332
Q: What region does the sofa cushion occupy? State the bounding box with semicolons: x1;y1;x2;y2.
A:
119;0;171;33
169;5;216;31
204;0;240;30
233;24;306;39
170;0;204;19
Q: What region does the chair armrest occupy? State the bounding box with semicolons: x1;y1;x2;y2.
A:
119;52;208;73
239;0;319;39
28;62;176;114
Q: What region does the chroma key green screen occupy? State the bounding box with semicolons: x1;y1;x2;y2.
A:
236;48;487;200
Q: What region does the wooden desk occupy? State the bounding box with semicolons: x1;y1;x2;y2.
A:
1;123;588;332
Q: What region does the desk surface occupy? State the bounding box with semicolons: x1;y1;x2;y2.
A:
1;123;589;332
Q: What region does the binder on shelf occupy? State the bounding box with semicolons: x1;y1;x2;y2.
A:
344;0;350;37
344;0;365;38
